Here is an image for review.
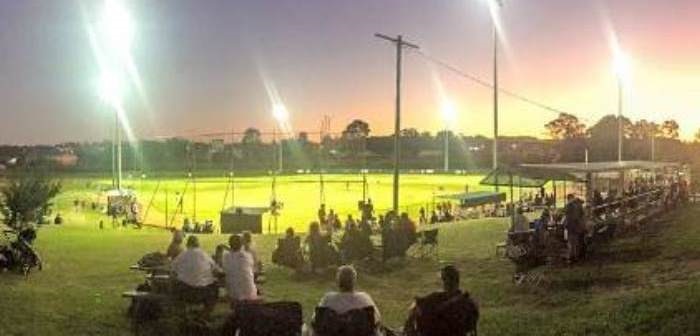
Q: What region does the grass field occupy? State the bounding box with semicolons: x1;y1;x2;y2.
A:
55;173;499;233
2;178;700;335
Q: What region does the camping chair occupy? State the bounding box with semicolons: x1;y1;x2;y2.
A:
223;301;303;336
312;306;376;336
414;293;479;336
410;229;439;259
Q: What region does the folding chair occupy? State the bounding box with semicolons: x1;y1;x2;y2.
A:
414;293;479;336
312;306;376;336
224;301;303;336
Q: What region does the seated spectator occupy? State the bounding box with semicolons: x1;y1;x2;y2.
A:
182;218;193;233
203;220;214;234
403;266;479;336
171;235;221;316
272;227;304;270
430;211;439;224
419;207;427;226
213;244;229;268
222;234;259;304
400;212;418;246
306;222;339;272
310;265;381;336
242;231;263;276
54;213;63;225
166;230;185;260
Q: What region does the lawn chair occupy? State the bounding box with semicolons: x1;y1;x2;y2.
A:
414;292;479;336
312;306;376;336
410;229;439;259
223;301;303;336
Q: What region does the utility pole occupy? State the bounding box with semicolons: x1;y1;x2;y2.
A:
617;77;623;162
444;130;449;172
491;0;503;172
375;33;419;214
492;23;499;171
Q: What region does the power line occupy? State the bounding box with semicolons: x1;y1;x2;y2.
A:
413;49;599;124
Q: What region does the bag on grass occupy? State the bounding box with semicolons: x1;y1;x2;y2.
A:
137;252;168;268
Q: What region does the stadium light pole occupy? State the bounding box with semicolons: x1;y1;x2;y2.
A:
98;0;135;191
273;103;289;173
613;50;630;163
375;33;419;214
441;100;457;172
99;71;125;191
485;0;503;171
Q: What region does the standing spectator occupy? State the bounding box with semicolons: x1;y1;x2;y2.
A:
318;204;327;226
564;194;585;263
242;231;262;276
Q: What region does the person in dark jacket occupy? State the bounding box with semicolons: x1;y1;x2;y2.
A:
564;194;586;262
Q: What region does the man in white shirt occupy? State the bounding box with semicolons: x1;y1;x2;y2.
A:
222;234;259;304
171;235;221;316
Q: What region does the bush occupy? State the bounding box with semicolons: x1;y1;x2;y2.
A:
0;173;61;228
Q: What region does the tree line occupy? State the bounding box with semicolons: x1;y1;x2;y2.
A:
2;114;700;177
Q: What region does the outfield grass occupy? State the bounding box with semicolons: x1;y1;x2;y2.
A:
1;198;700;335
54;174;496;233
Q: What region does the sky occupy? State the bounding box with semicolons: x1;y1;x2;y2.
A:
0;0;699;145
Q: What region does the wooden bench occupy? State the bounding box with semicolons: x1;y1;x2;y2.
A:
122;290;167;300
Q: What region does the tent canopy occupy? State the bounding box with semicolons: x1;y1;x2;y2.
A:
480;161;679;188
438;191;506;207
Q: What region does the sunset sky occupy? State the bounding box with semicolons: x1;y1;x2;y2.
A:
1;0;699;145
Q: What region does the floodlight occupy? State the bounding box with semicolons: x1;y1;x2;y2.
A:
612;50;632;81
98;70;124;108
272;103;289;122
99;0;134;56
441;99;458;125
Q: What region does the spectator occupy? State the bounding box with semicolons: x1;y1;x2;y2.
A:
510;208;529;233
222;234;259;304
166;230;185;260
171;235;221;316
213;244;228;268
318;204;327;226
54;213;63;225
564;194;586;263
272;227;304;270
242;231;262;276
418;207;427;226
400;212;417;246
403;266;479;336
306;222;339;272
312;265;381;335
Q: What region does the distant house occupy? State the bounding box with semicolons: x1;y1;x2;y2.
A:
51;153;79;168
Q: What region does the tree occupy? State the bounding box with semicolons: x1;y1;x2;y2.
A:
400;128;419;138
587;115;633;161
660;120;680;139
342;119;370;140
695;129;700;143
241;128;262;145
0;173;61;228
297;132;309;145
629;119;659;140
544;113;586;140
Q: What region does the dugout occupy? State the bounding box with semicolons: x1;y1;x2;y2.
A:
220;206;269;234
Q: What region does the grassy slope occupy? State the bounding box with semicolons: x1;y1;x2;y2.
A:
2;200;700;335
